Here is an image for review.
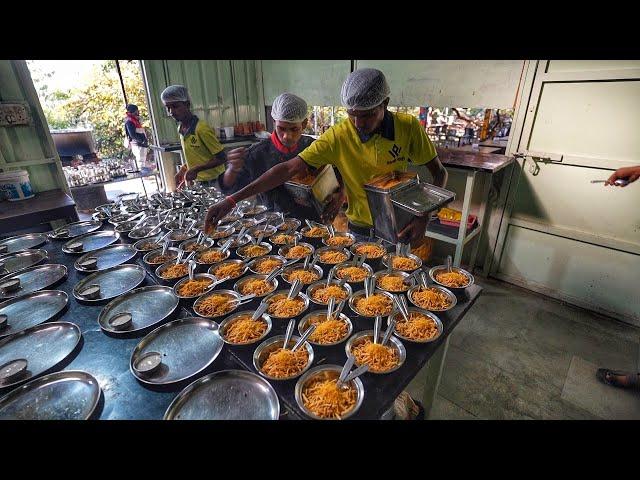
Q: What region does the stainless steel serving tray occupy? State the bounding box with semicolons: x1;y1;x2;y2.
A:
164;369;279;420
49;220;102;239
0;249;48;276
0;370;100;420
0;290;69;339
0;233;48;253
0;264;67;301
98;286;178;334
0;322;82;391
74;244;137;272
130;317;223;386
73;264;146;303
62;231;120;254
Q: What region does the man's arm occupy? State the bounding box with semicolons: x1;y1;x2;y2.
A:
424;156;448;188
185;150;227;182
205;156;308;231
220;147;249;192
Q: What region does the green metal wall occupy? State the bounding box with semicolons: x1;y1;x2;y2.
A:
141;60;262;144
0;60;68;194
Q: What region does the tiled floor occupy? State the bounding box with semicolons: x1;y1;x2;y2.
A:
407;277;640;420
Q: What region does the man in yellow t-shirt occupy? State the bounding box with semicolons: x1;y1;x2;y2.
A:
160;85;243;189
205;68;448;245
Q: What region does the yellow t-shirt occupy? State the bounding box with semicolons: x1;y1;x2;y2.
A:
179;118;225;182
298;112;437;227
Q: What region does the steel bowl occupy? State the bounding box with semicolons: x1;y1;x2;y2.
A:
387;307;444;344
167;229;198;243
219;310;272;346
247;225;278;238
428;265;475;292
407;284;457;312
268;231;302;246
108;213;134;225
306;280;353;307
219;234;252;250
348;289;396;319
233;274;279;299
179;237;215;253
314;246;351;266
300;225;330;247
329;261;374;286
208;225;236;240
262;290;310;319
255;212;285;228
208;259;249;282
236;242;273;261
253;334;314;381
281;264;324;286
298;312;353;347
219;212;243;225
345;330;406;375
114;221;138;234
143;247;179;266
240;204;268;217
381;252;423;273
247;255;287;275
349;241;388;261
192;289;242;319
322;232;356;249
194;247;231;266
128;225;161;240
238;218;258;229
277;242;315;262
372;270;415;294
277;218;301;232
294;365;364;420
155;260;190;285
172;273;218;300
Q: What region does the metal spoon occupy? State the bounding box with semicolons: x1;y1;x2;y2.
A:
393;295;409;322
327;296;336;320
230;294;257;307
188;260;196;280
364;275;371;298
446;255;452;273
373;316;381;344
283;318;296;350
175;248;185;265
251;301;269;321
303;255;311;270
292;324;316;352
326;269;335;287
287;279;303;300
265;267;283;284
420;272;429;288
381;317;396;346
219;238;233;254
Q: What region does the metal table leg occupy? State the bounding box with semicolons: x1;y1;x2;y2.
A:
453;171;476;266
420;336;450;418
468;172;493;273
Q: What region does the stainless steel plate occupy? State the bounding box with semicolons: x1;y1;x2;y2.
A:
164;370;279;420
130;317;223;386
73;264;146;303
74;244;137;272
0;264;67;301
0;322;82;390
62;231;120;254
49;220;102;239
0;370;100;420
98;286;179;334
0;290;69;339
0;249;48;275
0;233;48;253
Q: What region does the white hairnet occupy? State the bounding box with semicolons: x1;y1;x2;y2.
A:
340;68;390;110
271;93;308;123
161;85;190;103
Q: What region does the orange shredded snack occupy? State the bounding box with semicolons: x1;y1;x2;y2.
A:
284;269;320;284
302;373;357;419
376;275;410;292
319;250;348;264
391;256;419;271
171;233;189;241
354;244;385;258
210;228;234;239
160;263;188;279
266;295;305;317
212;262;244;279
253;258;283;274
223;315;268;344
308;316;349;344
284;245;311;259
184;243;207;253
304;226;328;238
336;266;369;282
271;233;296;245
140;241;160;250
177;278;213;297
239;279;275;296
195;294;235;317
411;287;451;310
278;220;299;231
198;249;226;264
311;285;349;304
435;271;469;288
351;338;399;373
395;312;439;341
241;245;269;258
326;236;354;247
354;294;393;316
261;347;309;378
148;253;177;265
290;172;316;185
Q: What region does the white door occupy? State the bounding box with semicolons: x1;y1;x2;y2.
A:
491;60;640;326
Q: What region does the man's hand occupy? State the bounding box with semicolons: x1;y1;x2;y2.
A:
226;147;247;172
398;216;428;245
185;168;198;182
320;189;346;223
204;198;235;234
175;168;186;190
605;165;640;187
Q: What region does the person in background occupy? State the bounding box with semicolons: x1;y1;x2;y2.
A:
160;85;238;189
124;104;148;171
205;68;448;248
596;164;640;390
219;92;322;222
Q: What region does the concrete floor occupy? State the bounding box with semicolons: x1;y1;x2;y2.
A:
408;277;640;420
